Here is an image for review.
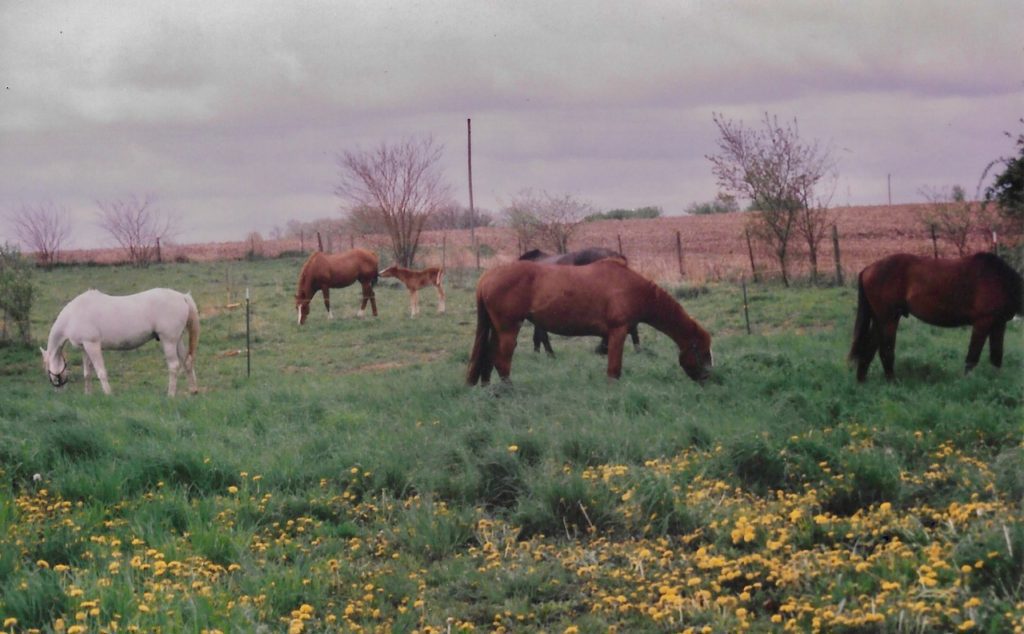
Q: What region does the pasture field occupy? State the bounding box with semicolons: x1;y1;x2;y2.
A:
1;256;1022;633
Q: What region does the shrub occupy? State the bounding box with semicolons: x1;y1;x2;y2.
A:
0;569;70;629
515;473;621;539
0;243;35;344
727;435;786;494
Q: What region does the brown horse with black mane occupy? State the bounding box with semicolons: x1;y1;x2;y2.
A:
379;265;446;317
467;259;712;385
295;248;379;325
849;252;1022;381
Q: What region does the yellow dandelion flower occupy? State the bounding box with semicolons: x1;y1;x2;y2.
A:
564;626;579;634
959;620;976;631
507;445;519;453
4;618;17;628
227;486;239;495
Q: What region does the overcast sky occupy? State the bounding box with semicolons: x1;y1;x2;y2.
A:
1;0;1021;248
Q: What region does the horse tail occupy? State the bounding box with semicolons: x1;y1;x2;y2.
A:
184;292;200;366
848;272;873;365
466;292;492;385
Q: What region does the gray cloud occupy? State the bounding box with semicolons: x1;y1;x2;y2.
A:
1;0;1021;247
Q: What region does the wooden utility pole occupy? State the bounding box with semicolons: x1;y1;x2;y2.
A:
745;228;759;283
617;234;623;256
675;231;684;278
467;118;478;269
831;224;843;285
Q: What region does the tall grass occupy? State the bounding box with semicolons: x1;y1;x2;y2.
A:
1;258;1020;631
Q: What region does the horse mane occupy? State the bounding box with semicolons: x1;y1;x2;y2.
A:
519;249;549;261
974;252;1023;315
296;252;325;295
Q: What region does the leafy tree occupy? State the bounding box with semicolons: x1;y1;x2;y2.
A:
0;243;35;344
503;190;593;254
707;113;835;286
983;121;1024;233
336;136;453;267
685;195;739;215
426;204;494;230
918;185;978;256
585;206;663;222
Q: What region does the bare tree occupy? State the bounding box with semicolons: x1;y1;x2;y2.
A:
336;136;452;267
9;201;71;268
96;194;175;267
503;189;592;254
793;172;837;282
918;185;978;256
708;112;835;286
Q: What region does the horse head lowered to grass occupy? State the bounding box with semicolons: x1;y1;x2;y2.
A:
41;288;200;396
517;247;640;355
849;252;1022;381
467;259;712;385
295;248;379;324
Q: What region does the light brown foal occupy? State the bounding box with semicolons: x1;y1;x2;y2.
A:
379;265;446;317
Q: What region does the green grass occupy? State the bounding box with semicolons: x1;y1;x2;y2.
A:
0;257;1021;632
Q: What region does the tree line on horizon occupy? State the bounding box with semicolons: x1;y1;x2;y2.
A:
4;117;1023;273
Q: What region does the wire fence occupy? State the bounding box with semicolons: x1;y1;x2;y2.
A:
54;205;1004;284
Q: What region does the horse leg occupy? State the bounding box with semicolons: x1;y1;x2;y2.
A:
82;352;94;395
629;324;640;351
82;341;112;395
480;329;499;385
494;328;520;381
436;283;446;314
878;319;899;381
988;320;1006;368
161;339;182;397
358;281;377;317
322;287;333;319
532;326;554;356
605;327;628;380
410;289;419;318
178;338;199;394
965;319;993;373
855;323;881;382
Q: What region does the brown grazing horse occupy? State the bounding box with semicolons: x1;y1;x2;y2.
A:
849;252;1022;381
379;265;446;317
295;249;379;325
467;259;712;385
518;247;640;355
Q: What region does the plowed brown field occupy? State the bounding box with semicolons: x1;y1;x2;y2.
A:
60;203;1001;283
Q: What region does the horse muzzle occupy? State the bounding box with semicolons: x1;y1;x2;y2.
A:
48;371;69;388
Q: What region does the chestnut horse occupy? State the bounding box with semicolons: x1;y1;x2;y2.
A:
379;265;446;317
518;247;640;355
849;252;1022;381
295;249;379;325
467;259;712;385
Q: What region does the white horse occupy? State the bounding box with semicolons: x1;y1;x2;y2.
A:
41;288;200;396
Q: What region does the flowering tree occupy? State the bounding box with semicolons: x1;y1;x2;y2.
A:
336;137;452;267
503;190;593;254
708;113;835;286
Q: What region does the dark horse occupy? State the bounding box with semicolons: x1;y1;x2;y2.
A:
849;252;1022;381
295;249;379;324
467;259;712;385
518;247;640;355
